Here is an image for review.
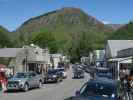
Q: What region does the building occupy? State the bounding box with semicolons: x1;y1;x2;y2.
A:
105;40;133;80
105;40;133;59
93;50;106;67
0;45;50;75
80;57;90;65
117;48;133;69
50;54;63;69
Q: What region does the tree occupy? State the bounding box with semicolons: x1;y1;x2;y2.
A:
0;29;13;47
109;21;133;40
30;29;58;53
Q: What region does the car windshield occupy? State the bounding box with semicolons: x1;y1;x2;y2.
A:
97;69;109;73
14;73;30;78
80;81;116;97
58;68;65;72
48;70;57;74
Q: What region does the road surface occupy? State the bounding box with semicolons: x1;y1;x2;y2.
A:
0;67;90;100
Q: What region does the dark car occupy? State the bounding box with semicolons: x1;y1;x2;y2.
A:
71;78;120;100
56;68;67;78
73;68;84;79
44;69;63;83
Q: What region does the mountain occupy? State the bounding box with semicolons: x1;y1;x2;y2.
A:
109;21;133;39
107;24;124;30
16;7;112;38
14;7;113;61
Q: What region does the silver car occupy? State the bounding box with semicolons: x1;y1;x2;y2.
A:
7;72;44;92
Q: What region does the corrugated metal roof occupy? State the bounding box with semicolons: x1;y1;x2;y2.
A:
0;48;23;57
50;54;62;58
108;40;133;57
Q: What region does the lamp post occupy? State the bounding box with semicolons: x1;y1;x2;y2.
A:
25;48;28;72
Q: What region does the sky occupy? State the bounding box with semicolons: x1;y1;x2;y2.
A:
0;0;133;31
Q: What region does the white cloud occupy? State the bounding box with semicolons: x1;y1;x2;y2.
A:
102;20;110;24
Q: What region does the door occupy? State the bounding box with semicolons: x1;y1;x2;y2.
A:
28;73;36;88
31;73;39;87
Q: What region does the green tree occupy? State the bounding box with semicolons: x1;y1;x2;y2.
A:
109;21;133;40
0;28;13;47
30;29;58;53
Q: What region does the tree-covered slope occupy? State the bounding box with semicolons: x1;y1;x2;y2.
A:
0;26;13;47
14;7;113;61
109;21;133;39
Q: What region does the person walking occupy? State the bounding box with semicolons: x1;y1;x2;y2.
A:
122;68;133;100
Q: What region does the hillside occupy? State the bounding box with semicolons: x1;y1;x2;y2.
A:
109;21;133;40
16;7;112;37
0;8;133;62
0;26;13;47
14;7;114;61
107;24;124;30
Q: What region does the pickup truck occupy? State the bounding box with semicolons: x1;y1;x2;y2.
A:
7;72;44;92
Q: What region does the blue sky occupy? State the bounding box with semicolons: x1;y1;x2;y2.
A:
0;0;133;31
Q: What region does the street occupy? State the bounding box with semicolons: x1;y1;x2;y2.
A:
0;68;89;100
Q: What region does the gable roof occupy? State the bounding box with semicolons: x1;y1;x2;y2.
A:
107;40;133;58
0;48;23;57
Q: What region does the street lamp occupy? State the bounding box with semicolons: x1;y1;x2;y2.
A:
25;48;28;72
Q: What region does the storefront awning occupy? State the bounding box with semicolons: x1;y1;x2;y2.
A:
108;56;132;63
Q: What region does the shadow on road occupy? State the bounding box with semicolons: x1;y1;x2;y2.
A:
5;88;40;94
4;90;24;94
64;96;73;100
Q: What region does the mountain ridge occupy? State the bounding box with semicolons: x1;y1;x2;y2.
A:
15;7;113;35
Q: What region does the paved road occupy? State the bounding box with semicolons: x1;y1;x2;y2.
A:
0;67;90;100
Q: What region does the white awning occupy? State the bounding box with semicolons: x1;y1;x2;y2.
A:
108;56;132;63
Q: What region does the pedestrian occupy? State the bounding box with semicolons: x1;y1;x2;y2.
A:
120;68;125;82
0;72;7;92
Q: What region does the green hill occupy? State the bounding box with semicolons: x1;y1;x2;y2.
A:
16;7;112;35
15;7;113;61
109;21;133;40
0;26;13;47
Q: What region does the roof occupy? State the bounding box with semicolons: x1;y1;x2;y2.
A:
0;48;23;57
108;56;132;63
107;40;133;58
117;47;133;58
51;54;62;58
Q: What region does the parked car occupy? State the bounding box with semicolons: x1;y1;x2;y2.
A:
95;67;113;79
71;77;121;100
73;68;84;79
7;72;44;92
56;68;67;78
44;69;63;83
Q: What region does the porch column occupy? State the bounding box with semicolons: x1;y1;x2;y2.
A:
117;61;120;80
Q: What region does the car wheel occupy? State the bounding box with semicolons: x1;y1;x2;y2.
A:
23;83;29;92
60;78;63;82
56;78;59;83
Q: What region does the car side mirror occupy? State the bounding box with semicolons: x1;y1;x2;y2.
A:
75;90;80;96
